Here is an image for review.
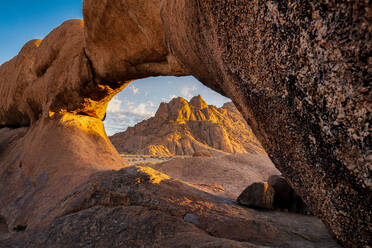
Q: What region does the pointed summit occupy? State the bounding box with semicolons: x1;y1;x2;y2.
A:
189;95;208;109
169;96;189;109
155;97;188;118
221;102;237;112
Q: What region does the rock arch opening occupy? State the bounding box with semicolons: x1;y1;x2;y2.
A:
103;75;283;201
103;75;230;136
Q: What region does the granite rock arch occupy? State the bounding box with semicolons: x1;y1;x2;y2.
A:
0;1;370;247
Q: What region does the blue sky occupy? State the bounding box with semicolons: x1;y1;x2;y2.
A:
0;1;84;65
1;1;230;135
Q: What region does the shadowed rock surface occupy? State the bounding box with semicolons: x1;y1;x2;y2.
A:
110;96;265;156
0;0;370;246
268;175;311;215
237;182;275;210
0;216;7;234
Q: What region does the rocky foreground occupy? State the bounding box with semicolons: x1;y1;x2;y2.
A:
110;95;265;156
0;147;339;247
0;126;339;247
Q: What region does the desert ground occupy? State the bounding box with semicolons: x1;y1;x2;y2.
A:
123;153;280;199
121;154;189;165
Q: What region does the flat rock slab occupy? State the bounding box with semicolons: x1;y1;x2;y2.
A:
0;166;340;248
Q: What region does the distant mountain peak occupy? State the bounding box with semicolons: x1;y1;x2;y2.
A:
110;95;265;156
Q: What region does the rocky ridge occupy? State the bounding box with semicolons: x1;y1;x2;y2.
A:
110;95;265;156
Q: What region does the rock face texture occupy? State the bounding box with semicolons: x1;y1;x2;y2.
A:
0;0;370;247
110;95;265;156
0;216;7;234
83;0;185;83
161;1;371;246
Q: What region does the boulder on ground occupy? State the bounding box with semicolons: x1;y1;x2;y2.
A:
237;182;274;209
268;175;311;215
268;175;293;210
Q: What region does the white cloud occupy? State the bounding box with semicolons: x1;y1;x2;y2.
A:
106;97;155;120
131;103;154;117
107;97;122;113
125;100;134;109
181;86;197;98
130;85;139;95
147;101;155;108
104;99;157;135
123;100;156;118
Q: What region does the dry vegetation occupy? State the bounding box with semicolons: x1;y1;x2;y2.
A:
120;154;191;165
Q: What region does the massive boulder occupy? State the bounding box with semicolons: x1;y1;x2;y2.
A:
0;20;125;230
110;95;265;155
0;0;370;247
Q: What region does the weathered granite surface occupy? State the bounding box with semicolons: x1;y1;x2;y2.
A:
162;1;371;246
0;0;370;247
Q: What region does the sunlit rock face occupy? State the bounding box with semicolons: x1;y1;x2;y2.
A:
0;20;126;125
0;6;186;231
0;0;370;247
161;1;371;246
